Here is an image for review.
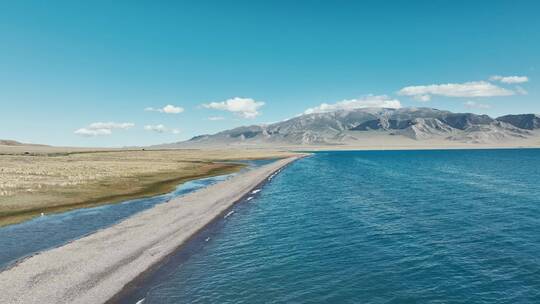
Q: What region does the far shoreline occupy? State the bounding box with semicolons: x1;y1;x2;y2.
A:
297;145;540;153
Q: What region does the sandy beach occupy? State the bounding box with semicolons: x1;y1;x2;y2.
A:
0;155;303;304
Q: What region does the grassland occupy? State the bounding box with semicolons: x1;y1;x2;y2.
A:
0;146;295;227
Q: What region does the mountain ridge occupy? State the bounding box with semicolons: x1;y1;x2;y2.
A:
165;107;540;147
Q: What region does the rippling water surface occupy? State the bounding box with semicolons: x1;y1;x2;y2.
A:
129;149;540;303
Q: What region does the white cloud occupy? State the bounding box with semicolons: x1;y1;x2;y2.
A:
144;124;167;133
414;95;432;102
202;97;264;119
144;124;180;134
515;86;528;95
398;81;514;101
87;122;134;130
304;95;401;115
74;122;134;137
464;101;491;109
208;116;225;121
74;128;112;137
489;75;529;84
145;104;184;114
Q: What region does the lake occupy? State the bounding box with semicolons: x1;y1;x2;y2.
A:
122;149;540;303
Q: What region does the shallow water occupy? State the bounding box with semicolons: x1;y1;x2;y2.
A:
0;159;274;269
127;149;540;303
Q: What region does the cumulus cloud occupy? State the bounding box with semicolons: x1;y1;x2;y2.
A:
74;128;112;137
145;104;184;114
74;122;134;137
202;97;264;119
86;122;134;130
144;124;180;134
464;101;491;109
208;116;225;121
303;95;401;115
398;81;514;101
489;75;529;84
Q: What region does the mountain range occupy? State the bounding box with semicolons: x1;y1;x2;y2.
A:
172;108;540;147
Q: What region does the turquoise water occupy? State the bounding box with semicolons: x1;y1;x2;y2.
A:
125;150;540;303
0;159;274;269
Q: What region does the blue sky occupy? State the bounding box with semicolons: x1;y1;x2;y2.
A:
1;0;539;147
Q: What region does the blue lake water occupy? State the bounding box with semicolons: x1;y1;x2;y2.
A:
0;159;275;270
125;149;540;303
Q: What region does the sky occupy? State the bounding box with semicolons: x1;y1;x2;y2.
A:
1;0;539;147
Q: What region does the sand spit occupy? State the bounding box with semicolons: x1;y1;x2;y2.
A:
0;156;303;304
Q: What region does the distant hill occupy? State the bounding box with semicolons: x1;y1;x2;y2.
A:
0;139;25;146
0;139;48;146
160;107;540;147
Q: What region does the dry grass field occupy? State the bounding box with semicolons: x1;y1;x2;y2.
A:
0;146;296;227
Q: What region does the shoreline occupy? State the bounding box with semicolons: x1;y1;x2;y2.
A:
282;144;540;152
0;162;244;228
298;146;540;153
107;157;296;304
0;155;304;304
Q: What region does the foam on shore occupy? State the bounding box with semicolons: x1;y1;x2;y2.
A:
0;156;303;304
